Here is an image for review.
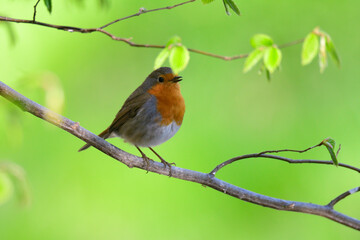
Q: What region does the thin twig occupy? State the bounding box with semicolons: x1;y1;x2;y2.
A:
1;81;360;230
336;144;342;157
0;15;304;60
33;0;41;22
277;38;305;48
257;142;323;155
327;186;360;208
0;4;303;62
100;0;196;29
209;153;360;176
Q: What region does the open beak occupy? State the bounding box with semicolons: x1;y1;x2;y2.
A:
171;76;183;83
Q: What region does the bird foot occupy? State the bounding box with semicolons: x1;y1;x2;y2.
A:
148;147;175;177
159;158;176;177
140;152;151;173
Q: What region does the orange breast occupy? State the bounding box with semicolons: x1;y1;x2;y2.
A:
148;82;185;126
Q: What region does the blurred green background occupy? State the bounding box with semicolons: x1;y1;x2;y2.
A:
0;0;359;239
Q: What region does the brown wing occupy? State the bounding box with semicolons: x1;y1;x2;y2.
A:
78;91;152;152
108;91;152;132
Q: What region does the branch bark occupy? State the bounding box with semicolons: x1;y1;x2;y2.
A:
1;80;359;231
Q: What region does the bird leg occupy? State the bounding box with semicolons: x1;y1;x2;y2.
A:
136;146;150;172
149;147;175;177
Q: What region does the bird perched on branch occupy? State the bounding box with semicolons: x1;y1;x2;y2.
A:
79;67;185;174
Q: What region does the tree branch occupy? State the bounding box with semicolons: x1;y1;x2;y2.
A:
327;186;360;208
210;150;360;176
0;80;359;231
32;0;41;22
0;0;302;61
99;0;196;29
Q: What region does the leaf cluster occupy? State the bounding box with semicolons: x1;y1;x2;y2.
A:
154;36;190;74
301;27;340;73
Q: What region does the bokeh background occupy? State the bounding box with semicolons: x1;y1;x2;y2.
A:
0;0;359;239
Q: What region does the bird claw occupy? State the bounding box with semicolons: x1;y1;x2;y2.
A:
147;147;175;177
140;153;151;173
160;159;176;177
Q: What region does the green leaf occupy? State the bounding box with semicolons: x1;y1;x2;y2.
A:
99;0;110;8
322;138;338;166
265;68;271;81
154;48;170;69
202;0;215;4
166;36;182;48
222;0;230;15
169;45;190;74
44;0;52;13
250;34;274;48
319;35;327;73
301;32;319;65
243;48;264;73
0;162;30;206
0;171;13;206
43;75;65;114
3;22;16;45
325;34;341;67
263;47;282;73
326;146;338;166
223;0;240;16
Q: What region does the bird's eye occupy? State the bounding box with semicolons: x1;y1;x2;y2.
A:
158;77;165;82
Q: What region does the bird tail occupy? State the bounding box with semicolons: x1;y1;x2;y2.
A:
78;127;111;152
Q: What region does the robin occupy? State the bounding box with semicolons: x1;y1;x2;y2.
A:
79;67;185;173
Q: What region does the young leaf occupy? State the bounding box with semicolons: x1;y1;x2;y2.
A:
3;22;16;45
319;35;327;73
301;32;319;65
43;75;65;114
99;0;110;8
223;0;230;15
263;47;282;73
0;162;30;206
169;45;190;74
322;138;338;166
243;48;264;73
202;0;215;4
265;68;271;81
166;36;182;48
44;0;52;13
0;171;13;206
154;48;170;69
326;145;338;166
250;34;274;48
325;35;341;67
223;0;240;16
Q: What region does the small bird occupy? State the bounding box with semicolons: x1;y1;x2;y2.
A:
79;67;185;173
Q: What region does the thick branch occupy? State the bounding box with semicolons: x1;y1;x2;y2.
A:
0;80;359;231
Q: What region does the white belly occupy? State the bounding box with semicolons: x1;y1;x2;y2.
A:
112;121;181;148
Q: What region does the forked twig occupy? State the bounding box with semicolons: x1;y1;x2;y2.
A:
100;0;196;29
33;0;41;22
0;0;303;61
209;153;360;176
327;186;360;208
